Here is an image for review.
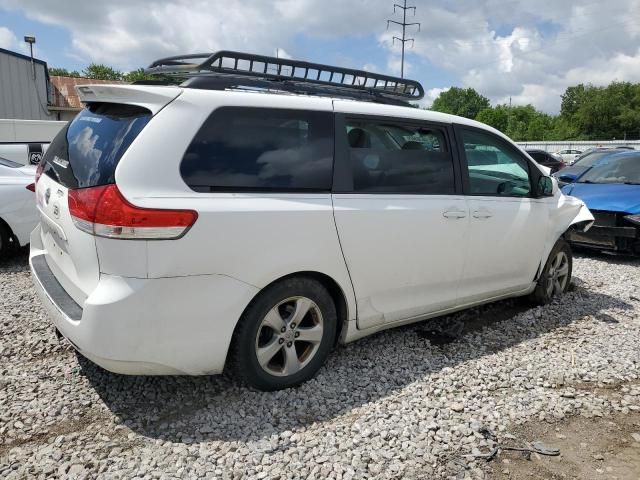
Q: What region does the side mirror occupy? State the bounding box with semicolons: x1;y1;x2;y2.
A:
537;176;554;197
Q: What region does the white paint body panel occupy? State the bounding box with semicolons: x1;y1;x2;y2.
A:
459;197;548;302
0;164;38;246
30;85;593;375
333;194;468;329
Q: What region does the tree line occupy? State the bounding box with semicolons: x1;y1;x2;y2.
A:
49;63;640;141
48;65;153;83
430;83;640;141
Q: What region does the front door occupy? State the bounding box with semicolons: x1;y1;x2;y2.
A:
455;127;549;303
332;113;468;330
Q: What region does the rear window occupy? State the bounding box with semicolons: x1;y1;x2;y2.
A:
180;107;334;192
42;103;151;188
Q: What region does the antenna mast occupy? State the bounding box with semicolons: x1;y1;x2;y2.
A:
386;0;420;78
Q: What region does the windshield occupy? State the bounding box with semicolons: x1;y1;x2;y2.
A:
577;154;640;184
574;150;620;167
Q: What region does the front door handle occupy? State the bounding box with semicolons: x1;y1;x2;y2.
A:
443;209;467;219
472;209;493;219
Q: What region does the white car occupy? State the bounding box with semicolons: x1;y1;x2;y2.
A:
554;149;583;165
30;52;594;390
0;158;38;256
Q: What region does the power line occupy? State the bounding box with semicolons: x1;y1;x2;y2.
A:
386;0;420;78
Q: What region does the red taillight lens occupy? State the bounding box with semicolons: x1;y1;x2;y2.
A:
35;162;44;184
68;184;198;240
26;183;36;192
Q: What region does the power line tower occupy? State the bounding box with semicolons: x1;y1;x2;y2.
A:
386;0;420;78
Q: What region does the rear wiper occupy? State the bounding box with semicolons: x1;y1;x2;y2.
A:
577;180;596;184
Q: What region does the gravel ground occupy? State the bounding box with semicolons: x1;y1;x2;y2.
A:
1;249;639;479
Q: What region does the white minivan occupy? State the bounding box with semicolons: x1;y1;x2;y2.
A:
30;52;594;390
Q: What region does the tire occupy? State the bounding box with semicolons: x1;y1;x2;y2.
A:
530;238;573;305
0;222;11;258
229;277;337;391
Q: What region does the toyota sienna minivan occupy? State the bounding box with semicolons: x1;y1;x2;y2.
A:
30;51;594;390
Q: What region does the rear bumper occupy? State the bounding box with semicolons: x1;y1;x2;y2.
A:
30;240;259;375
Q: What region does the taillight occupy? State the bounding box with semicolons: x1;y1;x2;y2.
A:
68;184;198;240
35;162;44;184
26;183;36;192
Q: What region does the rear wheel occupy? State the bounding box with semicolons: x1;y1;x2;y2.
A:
0;222;11;258
530;238;572;305
230;277;337;391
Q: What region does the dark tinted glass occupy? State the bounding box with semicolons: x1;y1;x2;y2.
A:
462;129;531;197
180;107;334;192
344;120;454;194
42;103;151;188
528;151;545;162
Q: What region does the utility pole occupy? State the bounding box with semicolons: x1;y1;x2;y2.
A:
387;0;420;78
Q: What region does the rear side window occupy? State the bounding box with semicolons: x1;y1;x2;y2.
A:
180;107;334;192
42;103;151;188
344;119;455;194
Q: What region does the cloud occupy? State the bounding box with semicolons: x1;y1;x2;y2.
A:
0;25;17;49
275;48;292;60
396;0;640;112
1;0;640;112
421;87;450;109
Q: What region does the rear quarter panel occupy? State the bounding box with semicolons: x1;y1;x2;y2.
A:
113;90;357;320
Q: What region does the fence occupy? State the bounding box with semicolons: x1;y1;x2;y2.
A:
516;140;640;153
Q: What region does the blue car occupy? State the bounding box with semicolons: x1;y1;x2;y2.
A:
561;151;640;255
554;148;632;186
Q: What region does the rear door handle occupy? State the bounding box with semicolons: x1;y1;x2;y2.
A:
443;209;467;219
472;209;493;219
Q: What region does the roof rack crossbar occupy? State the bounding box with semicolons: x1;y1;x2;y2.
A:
145;50;424;101
179;75;415;107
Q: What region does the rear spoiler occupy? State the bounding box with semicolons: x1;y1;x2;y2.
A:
75;84;182;115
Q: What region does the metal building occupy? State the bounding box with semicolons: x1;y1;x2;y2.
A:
0;47;54;121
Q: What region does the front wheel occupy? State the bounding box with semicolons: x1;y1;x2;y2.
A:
530;238;573;305
229;277;337;391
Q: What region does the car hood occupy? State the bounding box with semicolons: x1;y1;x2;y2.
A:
561;183;640;214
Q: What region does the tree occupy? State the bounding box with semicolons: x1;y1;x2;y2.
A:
563;82;640;140
560;84;587;118
431;87;490;119
122;68;155;83
82;63;123;81
476;105;509;132
48;67;81;77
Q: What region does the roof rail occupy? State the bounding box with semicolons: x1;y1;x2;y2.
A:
145;50;424;104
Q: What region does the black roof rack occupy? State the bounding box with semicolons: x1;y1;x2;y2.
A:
145;50;424;105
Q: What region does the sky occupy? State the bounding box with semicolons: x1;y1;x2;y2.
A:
1;0;640;113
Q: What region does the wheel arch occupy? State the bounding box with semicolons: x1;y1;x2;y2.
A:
0;216;15;249
223;270;351;372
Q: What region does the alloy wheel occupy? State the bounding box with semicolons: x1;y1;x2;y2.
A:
254;296;324;377
546;250;570;297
